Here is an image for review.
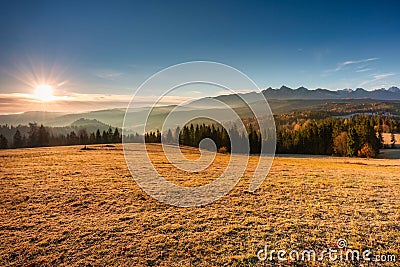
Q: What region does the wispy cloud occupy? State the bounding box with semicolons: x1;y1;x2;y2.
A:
373;73;395;80
216;89;255;96
326;57;379;72
93;69;124;80
358;73;396;87
355;68;372;73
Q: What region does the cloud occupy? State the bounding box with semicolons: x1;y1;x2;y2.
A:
93;69;124;80
0;92;192;114
355;68;372;73
358;73;396;87
373;73;395;80
216;89;255;96
326;57;379;72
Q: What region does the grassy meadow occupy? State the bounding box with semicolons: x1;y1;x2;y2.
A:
1;144;400;266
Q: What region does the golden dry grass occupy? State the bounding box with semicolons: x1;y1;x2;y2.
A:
1;144;399;266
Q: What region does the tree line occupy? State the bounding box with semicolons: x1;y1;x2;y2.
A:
1;114;398;158
276;114;398;156
0;123;126;149
144;114;398;158
145;124;236;153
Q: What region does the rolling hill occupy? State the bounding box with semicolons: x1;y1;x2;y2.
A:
1;86;400;132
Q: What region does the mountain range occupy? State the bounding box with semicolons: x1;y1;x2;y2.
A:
0;86;399;131
261;86;400;100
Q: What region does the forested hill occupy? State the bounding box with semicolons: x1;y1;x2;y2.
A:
1;99;399;132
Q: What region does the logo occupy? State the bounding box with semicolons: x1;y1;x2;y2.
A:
122;61;276;206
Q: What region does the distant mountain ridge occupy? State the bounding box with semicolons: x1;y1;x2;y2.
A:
1;86;399;129
261;86;400;100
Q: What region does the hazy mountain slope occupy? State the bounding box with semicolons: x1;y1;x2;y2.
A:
0;111;68;126
1;86;400;129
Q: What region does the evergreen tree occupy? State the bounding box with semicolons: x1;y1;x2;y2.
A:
175;127;181;145
22;135;27;148
347;127;359;157
102;130;108;143
107;127;113;143
89;132;96;144
28;123;38;147
181;126;191;146
165;129;173;144
78;129;89;145
156;129;161;143
13;129;23;148
95;129;102;144
37;125;49;147
0;134;8;149
68;131;79;145
113;128;121;143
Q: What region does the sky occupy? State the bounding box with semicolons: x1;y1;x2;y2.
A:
0;0;399;113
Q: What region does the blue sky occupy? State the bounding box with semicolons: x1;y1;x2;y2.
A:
0;0;399;112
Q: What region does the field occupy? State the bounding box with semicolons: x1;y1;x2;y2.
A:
1;144;400;266
382;133;400;148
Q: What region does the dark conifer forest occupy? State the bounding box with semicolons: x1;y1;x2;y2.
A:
0;114;399;158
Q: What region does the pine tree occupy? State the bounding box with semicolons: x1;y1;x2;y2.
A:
13;129;23;148
68;131;79;145
113;128;120;143
89;132;96;144
156;129;161;143
102;130;108;143
28;123;38;147
0;134;8;149
181;126;191;146
347;126;359;157
78;129;89;145
95;129;102;144
38;125;49;147
107;127;113;143
175;126;181;145
166;129;173;144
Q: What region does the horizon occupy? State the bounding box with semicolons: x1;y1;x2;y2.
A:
1;84;400;115
1;84;400;116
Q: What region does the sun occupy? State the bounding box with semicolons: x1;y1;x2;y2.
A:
34;85;54;101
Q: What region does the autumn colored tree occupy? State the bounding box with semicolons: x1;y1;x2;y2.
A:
358;143;377;158
333;132;348;156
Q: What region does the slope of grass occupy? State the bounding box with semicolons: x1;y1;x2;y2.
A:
1;144;399;266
